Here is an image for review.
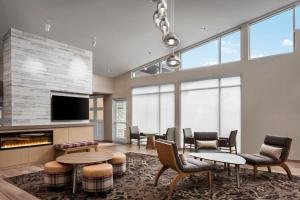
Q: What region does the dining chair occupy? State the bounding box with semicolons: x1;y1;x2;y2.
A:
183;128;194;153
129;126;146;149
155;127;176;142
218;130;238;154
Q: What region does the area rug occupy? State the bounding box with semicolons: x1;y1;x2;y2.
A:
5;152;300;200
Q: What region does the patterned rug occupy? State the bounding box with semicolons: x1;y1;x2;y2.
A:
5;152;300;200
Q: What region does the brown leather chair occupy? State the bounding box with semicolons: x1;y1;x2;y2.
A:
241;135;292;179
129;126;146;149
218;130;238;154
154;139;212;199
155;127;176;142
183;128;194;153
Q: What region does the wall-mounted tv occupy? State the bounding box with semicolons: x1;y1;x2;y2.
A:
51;95;89;121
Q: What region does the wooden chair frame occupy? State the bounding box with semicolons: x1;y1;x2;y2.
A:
155;140;212;199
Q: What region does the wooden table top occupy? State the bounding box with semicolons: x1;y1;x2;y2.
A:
189;152;246;165
56;151;114;165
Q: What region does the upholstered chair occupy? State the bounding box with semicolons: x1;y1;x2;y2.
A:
241;135;292;180
129;126;146;149
155;127;176;142
218;130;238;154
194;132;221;153
183;128;195;153
154;139;212;199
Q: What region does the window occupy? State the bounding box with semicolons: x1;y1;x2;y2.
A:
250;9;294;59
221;31;241;64
296;6;300;29
181;77;241;151
181;39;219;70
113;100;127;143
132;84;174;134
132;60;175;78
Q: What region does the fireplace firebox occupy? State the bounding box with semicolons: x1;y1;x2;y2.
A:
0;131;53;150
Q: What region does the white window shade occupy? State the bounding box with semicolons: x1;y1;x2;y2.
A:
132;84;175;135
160;92;175;134
220;87;241;151
181;79;219;91
181;89;219;132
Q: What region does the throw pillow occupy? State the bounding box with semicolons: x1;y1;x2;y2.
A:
179;154;187;165
259;144;282;160
196;140;218;149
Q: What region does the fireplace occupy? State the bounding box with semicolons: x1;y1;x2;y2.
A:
0;131;53;150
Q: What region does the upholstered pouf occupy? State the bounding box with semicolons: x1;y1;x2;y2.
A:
82;163;113;193
108;153;126;176
44;161;73;187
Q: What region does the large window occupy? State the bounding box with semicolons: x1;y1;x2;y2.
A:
221;31;241;64
181;40;219;70
132;84;174;134
250;9;294;59
296;6;300;29
181;77;241;151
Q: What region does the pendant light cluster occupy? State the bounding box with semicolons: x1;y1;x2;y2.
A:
152;0;181;68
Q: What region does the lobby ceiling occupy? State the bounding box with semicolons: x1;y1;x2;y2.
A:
0;0;297;77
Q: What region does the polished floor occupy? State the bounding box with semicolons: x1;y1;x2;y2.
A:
0;143;299;200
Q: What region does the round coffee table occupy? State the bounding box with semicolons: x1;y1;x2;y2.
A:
57;151;113;194
189;152;246;188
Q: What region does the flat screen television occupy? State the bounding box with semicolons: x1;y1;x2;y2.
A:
51;95;89;121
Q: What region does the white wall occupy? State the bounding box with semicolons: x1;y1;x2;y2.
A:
111;28;300;160
3;28;93;126
93;74;113;94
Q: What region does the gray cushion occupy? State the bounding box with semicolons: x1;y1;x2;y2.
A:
181;158;211;173
241;153;281;165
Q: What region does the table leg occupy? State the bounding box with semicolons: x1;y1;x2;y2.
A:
235;164;240;188
227;163;231;176
72;165;78;194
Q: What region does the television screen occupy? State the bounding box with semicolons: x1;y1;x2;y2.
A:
51;95;89;121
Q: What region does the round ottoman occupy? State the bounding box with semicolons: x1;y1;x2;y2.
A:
82;163;113;193
44;161;73;187
109;153;126;176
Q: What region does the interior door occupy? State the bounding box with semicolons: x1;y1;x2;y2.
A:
113;99;127;143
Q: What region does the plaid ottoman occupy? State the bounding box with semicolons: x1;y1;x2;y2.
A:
108;153;126;176
44;161;73;187
82;163;113;193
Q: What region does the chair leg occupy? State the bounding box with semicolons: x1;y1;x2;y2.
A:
183;142;185;154
208;171;212;191
229;147;232;154
138;139;140;149
267;166;271;173
280;163;292;180
154;166;168;186
190;144;192;152
168;174;185;199
253;166;257;180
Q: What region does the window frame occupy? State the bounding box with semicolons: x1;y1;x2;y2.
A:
248;8;296;60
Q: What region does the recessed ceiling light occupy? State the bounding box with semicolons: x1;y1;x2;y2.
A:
200;26;206;31
148;51;152;55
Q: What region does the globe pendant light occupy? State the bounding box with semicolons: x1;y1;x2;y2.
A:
157;0;167;14
153;10;161;27
163;32;180;48
159;16;170;35
167;49;180;68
